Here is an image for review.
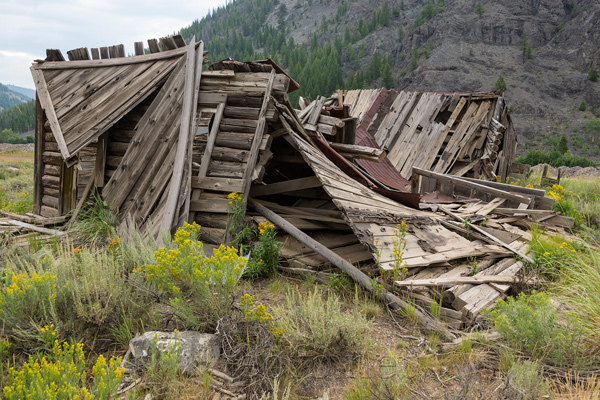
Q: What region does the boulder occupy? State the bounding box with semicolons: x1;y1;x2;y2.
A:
129;331;220;375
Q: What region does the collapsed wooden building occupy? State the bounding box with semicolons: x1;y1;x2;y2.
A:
17;36;574;333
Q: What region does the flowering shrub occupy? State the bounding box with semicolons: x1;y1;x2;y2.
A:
137;223;247;329
0;270;57;337
547;184;583;229
240;294;283;336
485;291;594;368
391;222;408;281
2;340;123;400
245;222;282;279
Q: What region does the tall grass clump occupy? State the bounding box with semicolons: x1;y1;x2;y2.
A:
2;242;153;351
555;244;600;345
274;288;371;363
561;177;600;235
134;222;247;330
70;193;119;246
528;227;587;280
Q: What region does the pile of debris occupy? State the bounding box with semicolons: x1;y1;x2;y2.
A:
3;36;574;339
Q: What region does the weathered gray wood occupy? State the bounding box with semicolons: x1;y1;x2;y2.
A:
30;67;71;159
250;176;322;197
6;220;66;236
181;41;206;227
249;199;456;340
439;206;534;264
134;42;144;56
395;275;539;288
34;42;201;70
412;167;532;205
161;37;198;234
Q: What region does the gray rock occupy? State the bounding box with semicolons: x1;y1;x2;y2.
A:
129;331;220;375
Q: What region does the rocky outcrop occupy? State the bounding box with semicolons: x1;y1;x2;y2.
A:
129;331;221;375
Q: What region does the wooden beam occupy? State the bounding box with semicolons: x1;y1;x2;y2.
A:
30;67;71;159
395;275;540;288
240;70;276;204
33;42;202;70
134;41;144;56
33;95;45;215
328;142;386;162
5;220;66;236
180;40;206;227
249;199;456;341
161;37;198;234
94;132;109;188
188;101;226;223
412;167;532;205
460;176;546;197
249;176;322;197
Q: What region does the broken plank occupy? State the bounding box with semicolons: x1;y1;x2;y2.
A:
394;275;539;288
250;176;322;197
439;206;534;264
412;167;532;206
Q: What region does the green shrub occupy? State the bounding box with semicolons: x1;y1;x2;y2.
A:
274;288;371;362
546;184;584;229
136;223;247;330
515;149;595;168
245;221;282;279
589;66;599;82
579;101;587;111
507;360;550;400
0;269;56;350
486;291;593;368
495;75;507;92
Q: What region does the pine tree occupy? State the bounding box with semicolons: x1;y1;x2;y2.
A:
381;61;394;87
557;135;569;154
495;75;507;92
589;66;599;82
397;25;405;42
521;31;533;59
475;1;484;18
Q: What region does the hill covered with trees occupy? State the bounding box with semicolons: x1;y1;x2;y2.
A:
179;0;600;160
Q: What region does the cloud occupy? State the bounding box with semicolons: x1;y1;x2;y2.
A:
0;50;38;88
0;0;227;88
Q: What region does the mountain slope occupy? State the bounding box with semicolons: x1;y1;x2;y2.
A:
6;84;35;100
0;83;31;112
180;0;600;158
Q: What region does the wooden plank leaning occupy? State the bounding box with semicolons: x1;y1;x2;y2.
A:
249;198;457;341
439;206;534;264
30;67;70;160
180;40;206;227
161;37;198;235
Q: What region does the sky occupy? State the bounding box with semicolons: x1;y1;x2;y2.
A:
0;0;229;89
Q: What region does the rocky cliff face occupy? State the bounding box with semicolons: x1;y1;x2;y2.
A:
192;0;600;159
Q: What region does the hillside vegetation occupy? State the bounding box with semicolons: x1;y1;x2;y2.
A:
180;0;600;161
0;83;31;112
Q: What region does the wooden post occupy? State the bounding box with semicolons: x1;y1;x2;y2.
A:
249;199;456;341
33;95;45;215
161;37;197;235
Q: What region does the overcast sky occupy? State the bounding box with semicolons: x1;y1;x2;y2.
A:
0;0;229;89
